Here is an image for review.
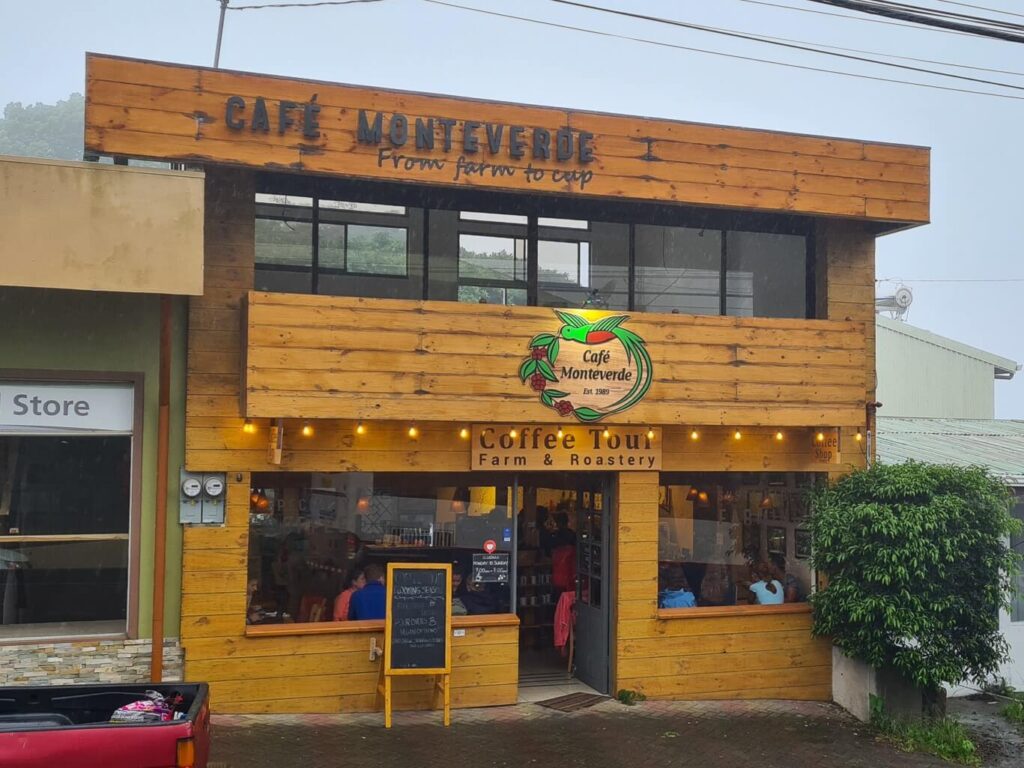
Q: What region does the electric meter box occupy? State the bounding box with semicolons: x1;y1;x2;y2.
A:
179;468;227;525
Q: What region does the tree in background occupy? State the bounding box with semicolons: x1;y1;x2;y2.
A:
811;462;1021;696
0;94;84;160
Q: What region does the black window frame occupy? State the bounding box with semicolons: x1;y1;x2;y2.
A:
254;174;817;319
255;194;414;295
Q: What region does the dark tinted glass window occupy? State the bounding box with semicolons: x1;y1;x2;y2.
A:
726;231;807;319
0;436;130;637
635;226;721;315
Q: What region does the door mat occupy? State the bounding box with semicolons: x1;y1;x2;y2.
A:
536;692;608;712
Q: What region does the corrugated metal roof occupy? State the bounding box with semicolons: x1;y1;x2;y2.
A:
876;417;1024;486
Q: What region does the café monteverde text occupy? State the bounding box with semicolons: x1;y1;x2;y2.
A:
223;95;598;180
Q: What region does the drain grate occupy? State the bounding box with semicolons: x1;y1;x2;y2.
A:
536;692;608;712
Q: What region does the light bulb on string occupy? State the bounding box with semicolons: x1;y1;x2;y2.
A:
459;427;470;439
301;422;314;437
690;429;699;441
242;418;256;434
408;425;419;439
733;430;742;441
356;421;366;436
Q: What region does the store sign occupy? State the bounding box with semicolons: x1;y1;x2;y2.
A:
471;425;661;471
519;311;653;422
0;382;134;433
223;98;597;189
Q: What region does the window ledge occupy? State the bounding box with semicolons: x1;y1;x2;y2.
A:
657;603;812;620
245;613;519;638
0;632;127;647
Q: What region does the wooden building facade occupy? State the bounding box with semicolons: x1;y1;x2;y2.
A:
85;53;929;714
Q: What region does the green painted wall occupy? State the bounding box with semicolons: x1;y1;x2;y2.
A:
0;287;186;638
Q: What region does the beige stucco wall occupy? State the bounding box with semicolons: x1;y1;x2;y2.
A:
0;156;204;295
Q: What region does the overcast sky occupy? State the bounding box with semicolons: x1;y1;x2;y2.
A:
2;0;1021;416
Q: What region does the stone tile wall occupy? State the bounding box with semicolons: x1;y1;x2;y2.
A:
0;638;183;685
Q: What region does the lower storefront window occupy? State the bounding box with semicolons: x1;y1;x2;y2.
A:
247;472;515;624
0;435;131;638
657;472;820;610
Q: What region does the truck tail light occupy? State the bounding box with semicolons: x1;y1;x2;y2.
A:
176;737;196;768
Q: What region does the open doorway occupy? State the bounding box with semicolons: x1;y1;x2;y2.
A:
516;472;612;698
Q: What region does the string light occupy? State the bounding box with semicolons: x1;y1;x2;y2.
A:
459;427;470;439
356;421;366;436
301;422;314;437
733;430;742;441
690;429;700;441
408;425;419;439
775;431;784;441
855;430;864;442
556;427;564;439
646;427;655;440
816;431;826;442
509;428;518;439
602;428;610;439
242;418;256;434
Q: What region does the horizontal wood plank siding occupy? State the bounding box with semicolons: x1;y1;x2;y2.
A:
242;291;867;427
612;471;831;701
85;54;928;224
179;471;518;714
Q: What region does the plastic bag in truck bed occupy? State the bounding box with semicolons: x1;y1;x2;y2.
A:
109;690;185;724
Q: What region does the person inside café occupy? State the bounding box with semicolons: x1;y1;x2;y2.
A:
748;562;785;605
658;568;697;609
451;566;468;616
769;553;802;603
349;563;386;620
332;567;365;621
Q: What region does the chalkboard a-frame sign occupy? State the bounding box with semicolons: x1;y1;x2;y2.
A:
384;563;452;676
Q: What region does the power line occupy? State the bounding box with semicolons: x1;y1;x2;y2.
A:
733;0;982;37
421;0;1024;101
934;1;1024;20
803;1;1024;41
548;0;1024;91
757;31;1024;77
228;0;384;10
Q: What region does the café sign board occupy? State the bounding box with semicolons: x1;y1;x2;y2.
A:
519;310;653;422
472;425;661;471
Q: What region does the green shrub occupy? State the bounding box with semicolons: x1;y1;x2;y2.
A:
616;689;646;706
870;695;979;766
1003;696;1024;727
811;462;1022;692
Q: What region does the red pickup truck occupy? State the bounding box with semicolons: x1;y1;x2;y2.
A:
0;683;210;768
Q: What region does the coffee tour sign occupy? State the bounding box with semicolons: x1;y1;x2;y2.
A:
472;425;662;472
519;310;653;422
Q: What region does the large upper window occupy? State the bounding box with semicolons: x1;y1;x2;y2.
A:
657;472;819;610
254;192;810;318
255;194;424;299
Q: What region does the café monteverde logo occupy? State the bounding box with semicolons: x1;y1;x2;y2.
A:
519;311;652;422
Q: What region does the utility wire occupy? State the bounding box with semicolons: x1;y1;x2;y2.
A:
757;32;1024;77
934;1;1024;20
228;0;384;9
856;0;1024;29
422;0;1024;101
804;0;1024;41
733;0;981;37
548;0;1024;91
